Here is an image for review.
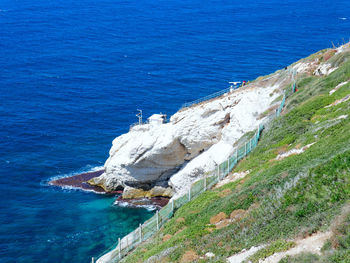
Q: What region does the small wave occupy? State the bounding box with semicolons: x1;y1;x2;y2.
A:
42;165;104;194
45;165;104;184
38;73;60;78
114;199;158;211
46;227;104;245
52;184;106;195
339;17;347;20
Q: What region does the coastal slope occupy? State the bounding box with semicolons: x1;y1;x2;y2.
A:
114;43;350;262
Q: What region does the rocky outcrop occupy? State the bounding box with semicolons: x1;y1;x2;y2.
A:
89;79;285;198
122;185;174;199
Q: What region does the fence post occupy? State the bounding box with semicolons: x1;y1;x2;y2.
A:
156;210;159;230
227;158;230;174
217;165;220;181
204;176;207;191
118;237;121;259
91;257;94;263
188;188;191;201
126;236;129;251
235;150;238;162
171;200;174;214
245;143;247;156
139;224;142;242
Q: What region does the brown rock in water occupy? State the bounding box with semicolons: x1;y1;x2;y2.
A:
121;187;147;199
122;185;174;199
114;195;170;209
49;170;110;193
210;212;227;224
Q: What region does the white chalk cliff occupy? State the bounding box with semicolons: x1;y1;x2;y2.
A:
89;75;286;198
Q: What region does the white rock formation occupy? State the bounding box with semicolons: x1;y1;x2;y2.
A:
293;61;314;74
313;63;338;76
90;81;283;196
329;80;349;95
275;143;315;161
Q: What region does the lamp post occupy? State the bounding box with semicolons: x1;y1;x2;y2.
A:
136;109;142;125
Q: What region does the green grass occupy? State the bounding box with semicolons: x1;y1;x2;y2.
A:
278;253;320;263
120;48;350;263
246;240;295;263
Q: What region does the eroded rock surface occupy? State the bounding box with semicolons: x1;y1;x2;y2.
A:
89;82;284;197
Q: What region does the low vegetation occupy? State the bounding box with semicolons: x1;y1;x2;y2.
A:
120;46;350;263
246;240;295;263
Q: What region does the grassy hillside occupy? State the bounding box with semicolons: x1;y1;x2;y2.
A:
121;45;350;263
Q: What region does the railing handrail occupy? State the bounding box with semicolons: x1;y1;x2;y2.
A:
180;84;241;109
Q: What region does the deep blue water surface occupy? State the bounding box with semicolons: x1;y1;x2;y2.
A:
0;0;349;262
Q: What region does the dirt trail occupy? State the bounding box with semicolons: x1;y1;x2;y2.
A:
227;245;265;263
261;232;331;263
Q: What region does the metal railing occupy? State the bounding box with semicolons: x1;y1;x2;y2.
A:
180;84;241;109
94;72;295;263
129;121;149;131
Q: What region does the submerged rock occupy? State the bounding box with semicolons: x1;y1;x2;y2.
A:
122;185;174;199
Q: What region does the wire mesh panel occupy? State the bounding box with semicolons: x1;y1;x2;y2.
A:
221;160;230;178
251;134;257;148
142;217;157;240
229;155;237;171
226;160;230;176
248;141;252;154
276;95;286;116
237;145;245;160
191;179;204;198
206;174;219;189
159;203;173;225
174;194;189;209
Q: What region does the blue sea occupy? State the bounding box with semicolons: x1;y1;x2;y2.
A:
0;0;349;262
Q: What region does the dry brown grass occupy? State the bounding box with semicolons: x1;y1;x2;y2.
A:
323;49;337;61
210;212;228;224
162;234;172;242
176;217;185;223
218;188;232;197
175;227;186;236
180;250;199;263
329;202;350;248
230;209;246;222
275;145;288;155
216;219;231;229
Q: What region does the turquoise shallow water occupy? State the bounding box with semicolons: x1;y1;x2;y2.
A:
0;0;349;262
